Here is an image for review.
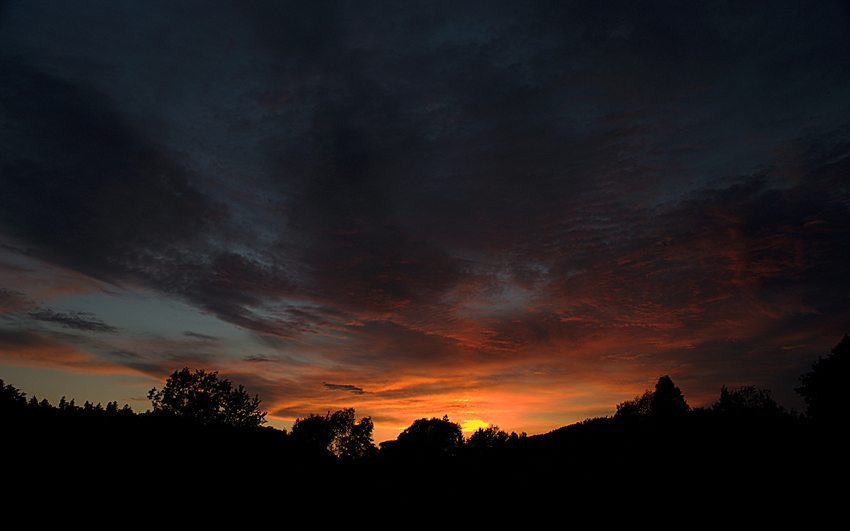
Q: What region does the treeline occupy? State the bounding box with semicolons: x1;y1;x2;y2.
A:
4;335;848;507
1;370;527;462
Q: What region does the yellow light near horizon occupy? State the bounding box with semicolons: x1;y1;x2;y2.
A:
460;418;489;433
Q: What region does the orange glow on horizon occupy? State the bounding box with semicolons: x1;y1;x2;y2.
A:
461;418;490;433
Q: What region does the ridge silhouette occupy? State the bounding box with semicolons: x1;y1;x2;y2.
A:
3;334;847;514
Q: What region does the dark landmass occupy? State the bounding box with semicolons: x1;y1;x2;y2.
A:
4;335;848;516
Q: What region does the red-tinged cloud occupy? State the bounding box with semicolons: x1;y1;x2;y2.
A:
0;288;29;314
1;0;849;435
0;329;113;372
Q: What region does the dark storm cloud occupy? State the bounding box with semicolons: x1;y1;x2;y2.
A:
246;0;849;280
335;319;467;370
1;0;479;332
28;309;119;334
543;166;850;329
0;62;219;278
0;59;302;338
1;0;849;425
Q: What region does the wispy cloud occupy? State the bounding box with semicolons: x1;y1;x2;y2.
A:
324;383;366;395
28;309;119;334
1;0;848;437
182;331;220;341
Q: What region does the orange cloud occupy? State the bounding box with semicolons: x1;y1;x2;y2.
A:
0;329;120;374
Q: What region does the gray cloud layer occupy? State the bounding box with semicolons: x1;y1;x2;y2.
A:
1;0;849;416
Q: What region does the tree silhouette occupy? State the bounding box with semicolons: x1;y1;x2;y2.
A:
465;424;511;456
615;376;689;420
393;415;464;458
796;334;850;423
713;385;783;417
614;390;652;419
290;408;376;459
148;368;266;427
467;424;508;447
0;379;27;410
222;384;267;428
650;375;689;418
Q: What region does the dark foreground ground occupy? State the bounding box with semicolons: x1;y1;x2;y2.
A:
6;408;843;524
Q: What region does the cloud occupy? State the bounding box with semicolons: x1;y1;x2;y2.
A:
182;331;220;341
243;355;275;363
0;61;303;339
0;288;29;314
0;329;109;370
28;309;119;334
4;0;848;347
1;0;849;433
324;383;366;395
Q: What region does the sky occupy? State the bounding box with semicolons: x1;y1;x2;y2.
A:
1;0;849;443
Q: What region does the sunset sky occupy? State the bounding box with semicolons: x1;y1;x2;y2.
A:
1;1;848;442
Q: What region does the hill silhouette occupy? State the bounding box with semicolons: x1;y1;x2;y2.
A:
3;335;848;515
